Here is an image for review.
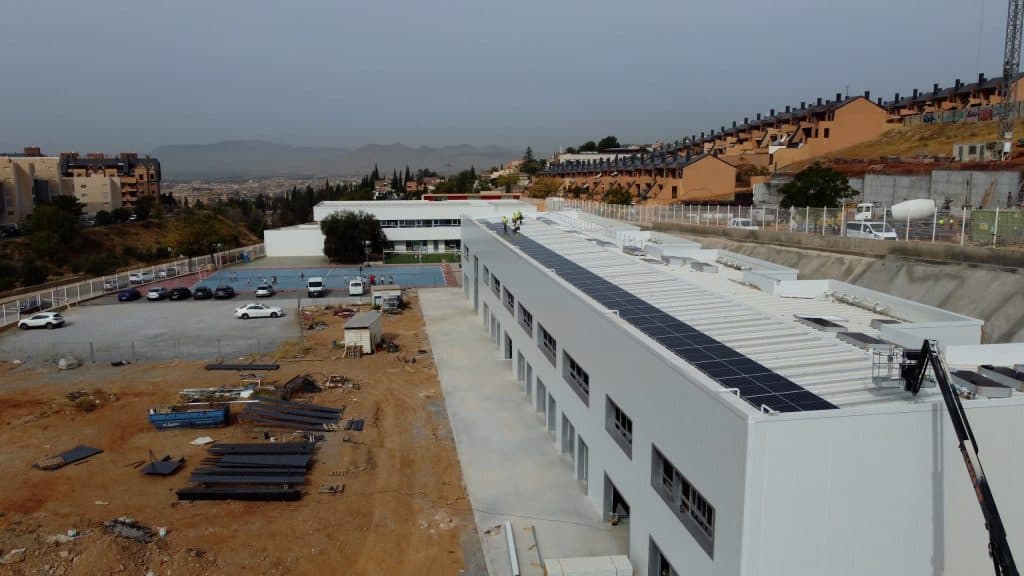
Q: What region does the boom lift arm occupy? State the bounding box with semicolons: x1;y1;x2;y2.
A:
903;340;1019;576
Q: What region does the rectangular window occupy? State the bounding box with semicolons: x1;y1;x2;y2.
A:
650;538;679;576
491;274;501;297
503;287;514;313
671;186;678;199
651;446;715;557
562;351;590;405
537;323;556;365
482;265;489;286
517;303;533;336
605;396;633;457
463;245;469;259
823;128;830;138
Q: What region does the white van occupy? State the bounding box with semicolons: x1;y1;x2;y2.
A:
307;276;326;297
727;217;759;230
348;277;365;296
845;221;898;240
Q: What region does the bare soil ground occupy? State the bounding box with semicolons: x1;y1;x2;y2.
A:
0;290;481;575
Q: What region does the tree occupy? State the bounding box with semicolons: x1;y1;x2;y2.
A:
28;204;82;263
527;176;562;199
777;163;856;208
320;211;386;264
564;147;578;154
579;141;598;152
48;195;84;217
94;210;112;226
134;195;155;221
168;210;240;257
496;173;519;193
18;256;47;286
597;136;620;151
0;259;17;291
111;207;133;222
602;185;632;205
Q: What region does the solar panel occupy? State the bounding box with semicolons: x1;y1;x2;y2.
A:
483;221;837;413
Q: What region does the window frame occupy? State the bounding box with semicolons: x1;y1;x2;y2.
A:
651;445;715;557
517;302;533;336
605;395;633;458
537;323;556;365
562;350;590;405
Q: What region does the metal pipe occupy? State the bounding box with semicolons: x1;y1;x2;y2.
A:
504;521;520;576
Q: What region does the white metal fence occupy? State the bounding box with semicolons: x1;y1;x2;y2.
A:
560;199;1024;248
0;244;266;329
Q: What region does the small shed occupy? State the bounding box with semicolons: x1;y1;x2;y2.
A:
371;284;402;312
344;311;383;354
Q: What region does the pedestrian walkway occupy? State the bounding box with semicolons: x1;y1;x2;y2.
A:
420;288;627;576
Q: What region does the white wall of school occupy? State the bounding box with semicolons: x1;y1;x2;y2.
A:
264;225;324;257
463;218;752;576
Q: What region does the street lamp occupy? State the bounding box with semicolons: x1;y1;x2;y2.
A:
363;240;371;268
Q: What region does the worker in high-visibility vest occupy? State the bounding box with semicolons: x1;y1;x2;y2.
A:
501;215;508;233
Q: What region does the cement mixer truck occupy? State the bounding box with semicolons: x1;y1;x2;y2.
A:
848;199;937;240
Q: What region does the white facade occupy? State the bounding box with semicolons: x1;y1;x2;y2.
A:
461;212;1024;576
265;199;536;257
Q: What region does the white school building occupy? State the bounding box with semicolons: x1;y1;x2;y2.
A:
460;208;1024;576
263;199;535;257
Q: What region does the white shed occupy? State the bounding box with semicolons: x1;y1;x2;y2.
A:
343;311;383;354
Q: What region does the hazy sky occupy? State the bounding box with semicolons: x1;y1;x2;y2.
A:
0;0;1008;155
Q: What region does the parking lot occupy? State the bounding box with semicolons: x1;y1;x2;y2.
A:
0;294;301;365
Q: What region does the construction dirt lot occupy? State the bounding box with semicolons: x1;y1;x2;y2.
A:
0;289;483;575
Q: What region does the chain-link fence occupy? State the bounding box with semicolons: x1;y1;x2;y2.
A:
0;334;292;366
561;199;1024;248
0;244;266;329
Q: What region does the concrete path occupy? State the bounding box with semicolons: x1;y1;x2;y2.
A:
420;288;627;576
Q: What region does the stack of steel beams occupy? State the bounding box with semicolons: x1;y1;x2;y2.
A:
240;398;343;431
176;441;318;501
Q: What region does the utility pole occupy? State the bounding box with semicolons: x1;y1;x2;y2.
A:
1000;0;1024;160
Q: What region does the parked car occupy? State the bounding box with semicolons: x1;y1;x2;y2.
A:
129;271;155;285
308;276;326;297
348;278;364;296
168;287;192;300
255;284;275;297
18;312;65;330
19;302;42;315
234;303;283;319
156;267;178;279
146;286;170;301
103;277;124;291
727;217;760;230
213;285;236;299
117;288;142;302
192;286;214;300
845;221;898;240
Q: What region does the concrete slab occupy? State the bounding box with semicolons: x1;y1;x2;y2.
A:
420;288;627;576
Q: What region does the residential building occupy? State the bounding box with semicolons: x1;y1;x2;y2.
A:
461;209;1024;576
0;149;62;226
68;173;122;215
60;152;161;208
541;153;737;204
263;198;535;257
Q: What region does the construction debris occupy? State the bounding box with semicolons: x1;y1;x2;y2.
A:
344;418;365;431
204;363;280;371
179;385;254;403
318;483;345;495
104;518;156;543
58;356;80;370
280;374;322;399
141;455;185;476
308;320;328;331
190;436;215;446
34;445;103;470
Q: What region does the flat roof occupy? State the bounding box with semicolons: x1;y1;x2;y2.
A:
474;214;974;412
344;310;381;329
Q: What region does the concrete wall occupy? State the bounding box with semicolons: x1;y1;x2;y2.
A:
264;225;324;257
650;224;1024;343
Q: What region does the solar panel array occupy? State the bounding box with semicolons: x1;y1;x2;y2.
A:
487;222;837;413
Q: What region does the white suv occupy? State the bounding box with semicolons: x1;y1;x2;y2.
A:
18;312;65;330
129;271;155;284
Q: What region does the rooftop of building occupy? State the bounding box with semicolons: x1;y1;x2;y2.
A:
467;210;1017;418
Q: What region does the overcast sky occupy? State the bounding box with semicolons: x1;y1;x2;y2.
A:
0;0;1007;155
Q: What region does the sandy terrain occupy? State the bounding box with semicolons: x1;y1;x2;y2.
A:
0;290;481;575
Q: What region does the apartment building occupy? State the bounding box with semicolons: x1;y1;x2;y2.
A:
60;152;161;207
541;153;737;204
462;211;1024;576
0;149;62;226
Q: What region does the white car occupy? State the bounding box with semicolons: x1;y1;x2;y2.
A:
103;277;127;291
146;286;170;300
129;271;155;284
18;312;65;330
255;284;275;297
845;221;898;240
156;267;178;279
727;217;760;230
234;303;284;319
348;278;365;296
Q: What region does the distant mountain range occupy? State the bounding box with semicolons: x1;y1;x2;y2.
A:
152;140;520;179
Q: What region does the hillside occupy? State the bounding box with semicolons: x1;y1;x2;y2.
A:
152;140;520;179
786;119;1024;174
0;215;260;290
